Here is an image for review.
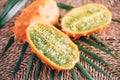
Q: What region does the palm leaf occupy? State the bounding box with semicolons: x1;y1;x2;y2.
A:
57;2;73;10
34;59;42;80
77;44;120;74
112;19;120;23
13;43;28;77
0;0;27;28
79;37;120;61
58;71;63;80
76;63;93;80
77;44;110;67
50;69;55;80
90;35;118;53
25;53;35;80
80;54;111;79
55;24;61;30
70;69;78;80
0;36;14;60
0;0;18;21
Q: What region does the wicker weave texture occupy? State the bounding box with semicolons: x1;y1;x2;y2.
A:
0;0;120;80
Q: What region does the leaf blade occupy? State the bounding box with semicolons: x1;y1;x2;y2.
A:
90;35;118;53
112;19;120;23
57;2;74;10
50;69;55;80
58;71;63;80
13;43;28;77
80;54;111;79
76;63;93;80
34;59;42;80
79;37;119;61
70;69;78;80
0;0;27;28
77;44;110;66
0;0;18;21
77;44;120;75
0;36;14;59
25;53;35;80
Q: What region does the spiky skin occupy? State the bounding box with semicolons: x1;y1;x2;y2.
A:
12;0;59;42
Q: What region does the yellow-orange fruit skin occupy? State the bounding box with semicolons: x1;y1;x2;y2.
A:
12;0;59;42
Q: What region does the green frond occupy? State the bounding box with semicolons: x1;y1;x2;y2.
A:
112;19;120;23
80;54;111;79
77;44;110;67
57;2;73;10
0;0;27;28
70;69;78;80
58;71;63;80
90;35;118;53
25;53;35;80
50;69;55;80
0;0;18;21
76;63;93;80
79;37;120;61
0;36;14;60
13;43;28;77
55;24;61;30
78;44;120;75
34;59;42;80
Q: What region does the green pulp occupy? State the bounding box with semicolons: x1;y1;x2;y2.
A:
29;24;78;68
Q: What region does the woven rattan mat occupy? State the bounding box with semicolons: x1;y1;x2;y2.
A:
0;0;120;80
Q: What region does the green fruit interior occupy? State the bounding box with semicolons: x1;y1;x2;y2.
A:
28;23;79;68
62;4;111;32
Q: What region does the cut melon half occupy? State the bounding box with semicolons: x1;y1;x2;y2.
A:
61;3;112;38
26;23;79;71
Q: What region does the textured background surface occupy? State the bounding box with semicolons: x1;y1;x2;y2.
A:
0;0;120;80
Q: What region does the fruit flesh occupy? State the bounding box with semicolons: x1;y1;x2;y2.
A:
12;0;59;42
26;23;79;70
61;3;112;38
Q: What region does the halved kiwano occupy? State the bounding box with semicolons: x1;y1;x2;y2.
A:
26;23;79;70
61;3;112;38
